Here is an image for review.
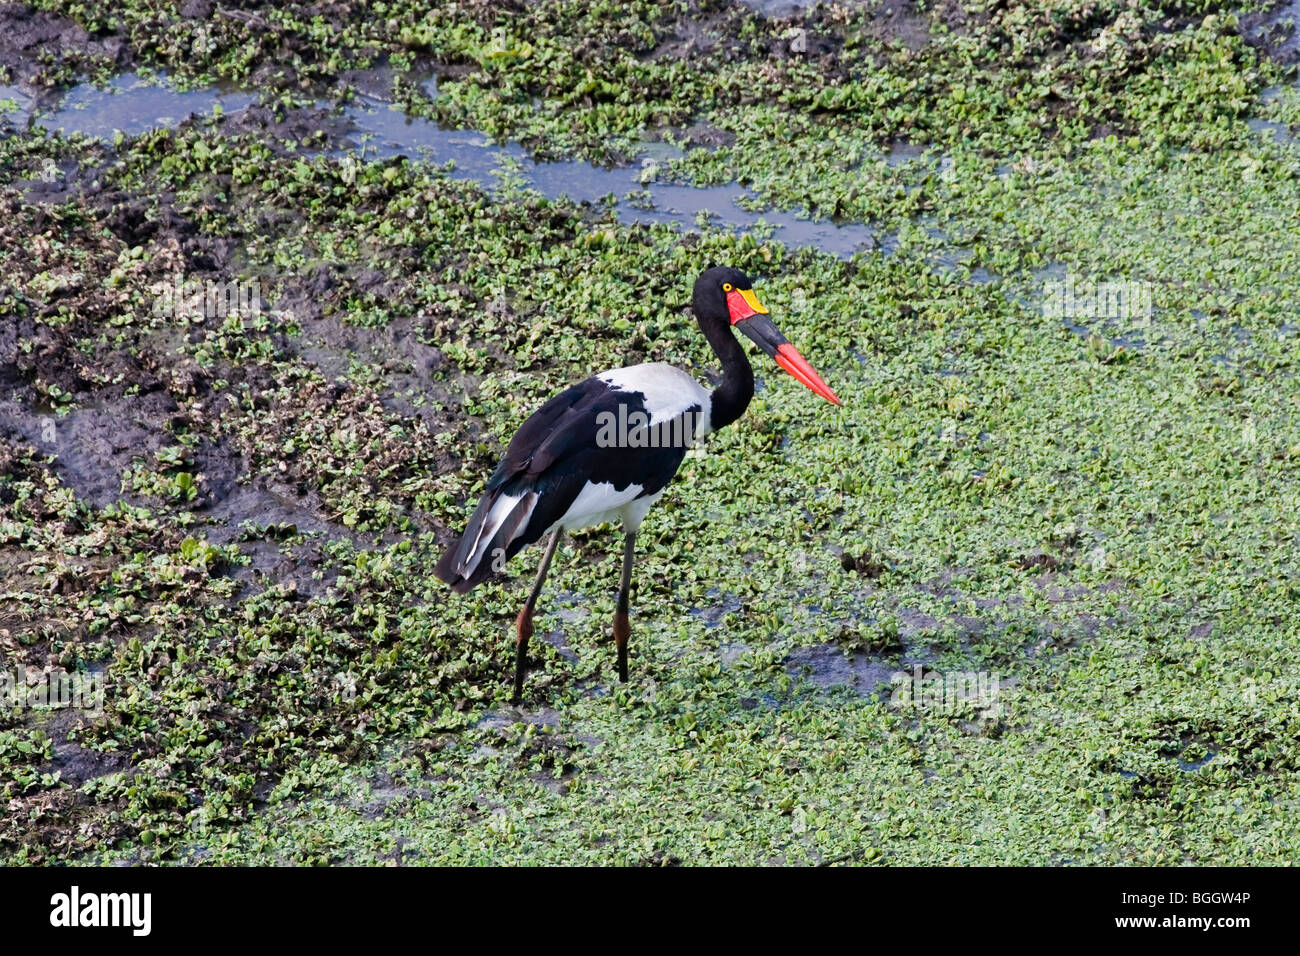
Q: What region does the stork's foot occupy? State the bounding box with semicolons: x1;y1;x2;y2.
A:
613;609;630;683
513;606;534;703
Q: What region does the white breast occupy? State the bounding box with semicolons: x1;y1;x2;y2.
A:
544;481;663;534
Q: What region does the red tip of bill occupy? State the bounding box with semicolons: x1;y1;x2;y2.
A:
774;343;843;406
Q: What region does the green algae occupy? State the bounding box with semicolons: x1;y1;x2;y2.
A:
1;1;1298;865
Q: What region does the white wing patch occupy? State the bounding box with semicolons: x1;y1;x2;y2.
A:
463;491;537;572
598;363;713;437
533;364;709;536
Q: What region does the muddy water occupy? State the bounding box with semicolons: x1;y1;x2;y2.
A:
17;72;256;137
737;0;808;16
9;72;890;259
1248;116;1298;148
784;642;899;695
0;83;31;117
332;95;889;257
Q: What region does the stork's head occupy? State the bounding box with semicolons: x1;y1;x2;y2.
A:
693;266;842;406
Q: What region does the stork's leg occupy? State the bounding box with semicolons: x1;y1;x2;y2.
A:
514;528;563;703
613;531;636;682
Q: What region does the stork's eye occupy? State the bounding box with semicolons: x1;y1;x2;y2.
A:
722;282;733;292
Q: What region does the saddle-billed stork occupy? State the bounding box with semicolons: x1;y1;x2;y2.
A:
434;266;841;700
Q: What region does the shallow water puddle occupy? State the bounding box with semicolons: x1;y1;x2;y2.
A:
737;0;809;16
1247;116;1298;149
25;71;255;138
13;71;886;258
340;98;884;257
1177;750;1217;773
0;83;32;117
688;589;743;628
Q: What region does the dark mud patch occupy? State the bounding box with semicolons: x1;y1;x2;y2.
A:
266;250;435;332
188;434;243;509
0;306;233;514
749;0;950;53
0;776;129;863
338;60;416;101
646;0;845;70
287;310;475;434
0;394;172;510
730;0;963;68
667;119;735;151
202;479;358;598
0;179;388;608
0;2;131;94
784;642;899;695
217;102;353;156
9;162;241;294
1241;0;1300;66
34;703;133;789
7;152;110;202
205;481;342;543
852;0;953;53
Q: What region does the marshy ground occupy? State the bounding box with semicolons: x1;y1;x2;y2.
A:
1;0;1298;864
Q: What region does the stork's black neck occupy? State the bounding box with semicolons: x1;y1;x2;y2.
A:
701;315;753;433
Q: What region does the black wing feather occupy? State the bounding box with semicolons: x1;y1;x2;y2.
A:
436;375;700;593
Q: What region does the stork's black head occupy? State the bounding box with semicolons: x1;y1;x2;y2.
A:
692;266;842;406
692;265;761;326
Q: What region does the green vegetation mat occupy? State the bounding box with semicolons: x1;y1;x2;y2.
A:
0;0;1297;864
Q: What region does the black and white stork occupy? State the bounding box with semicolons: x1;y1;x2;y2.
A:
434;266;841;700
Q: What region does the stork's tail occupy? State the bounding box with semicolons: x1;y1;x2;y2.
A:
434;489;539;594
